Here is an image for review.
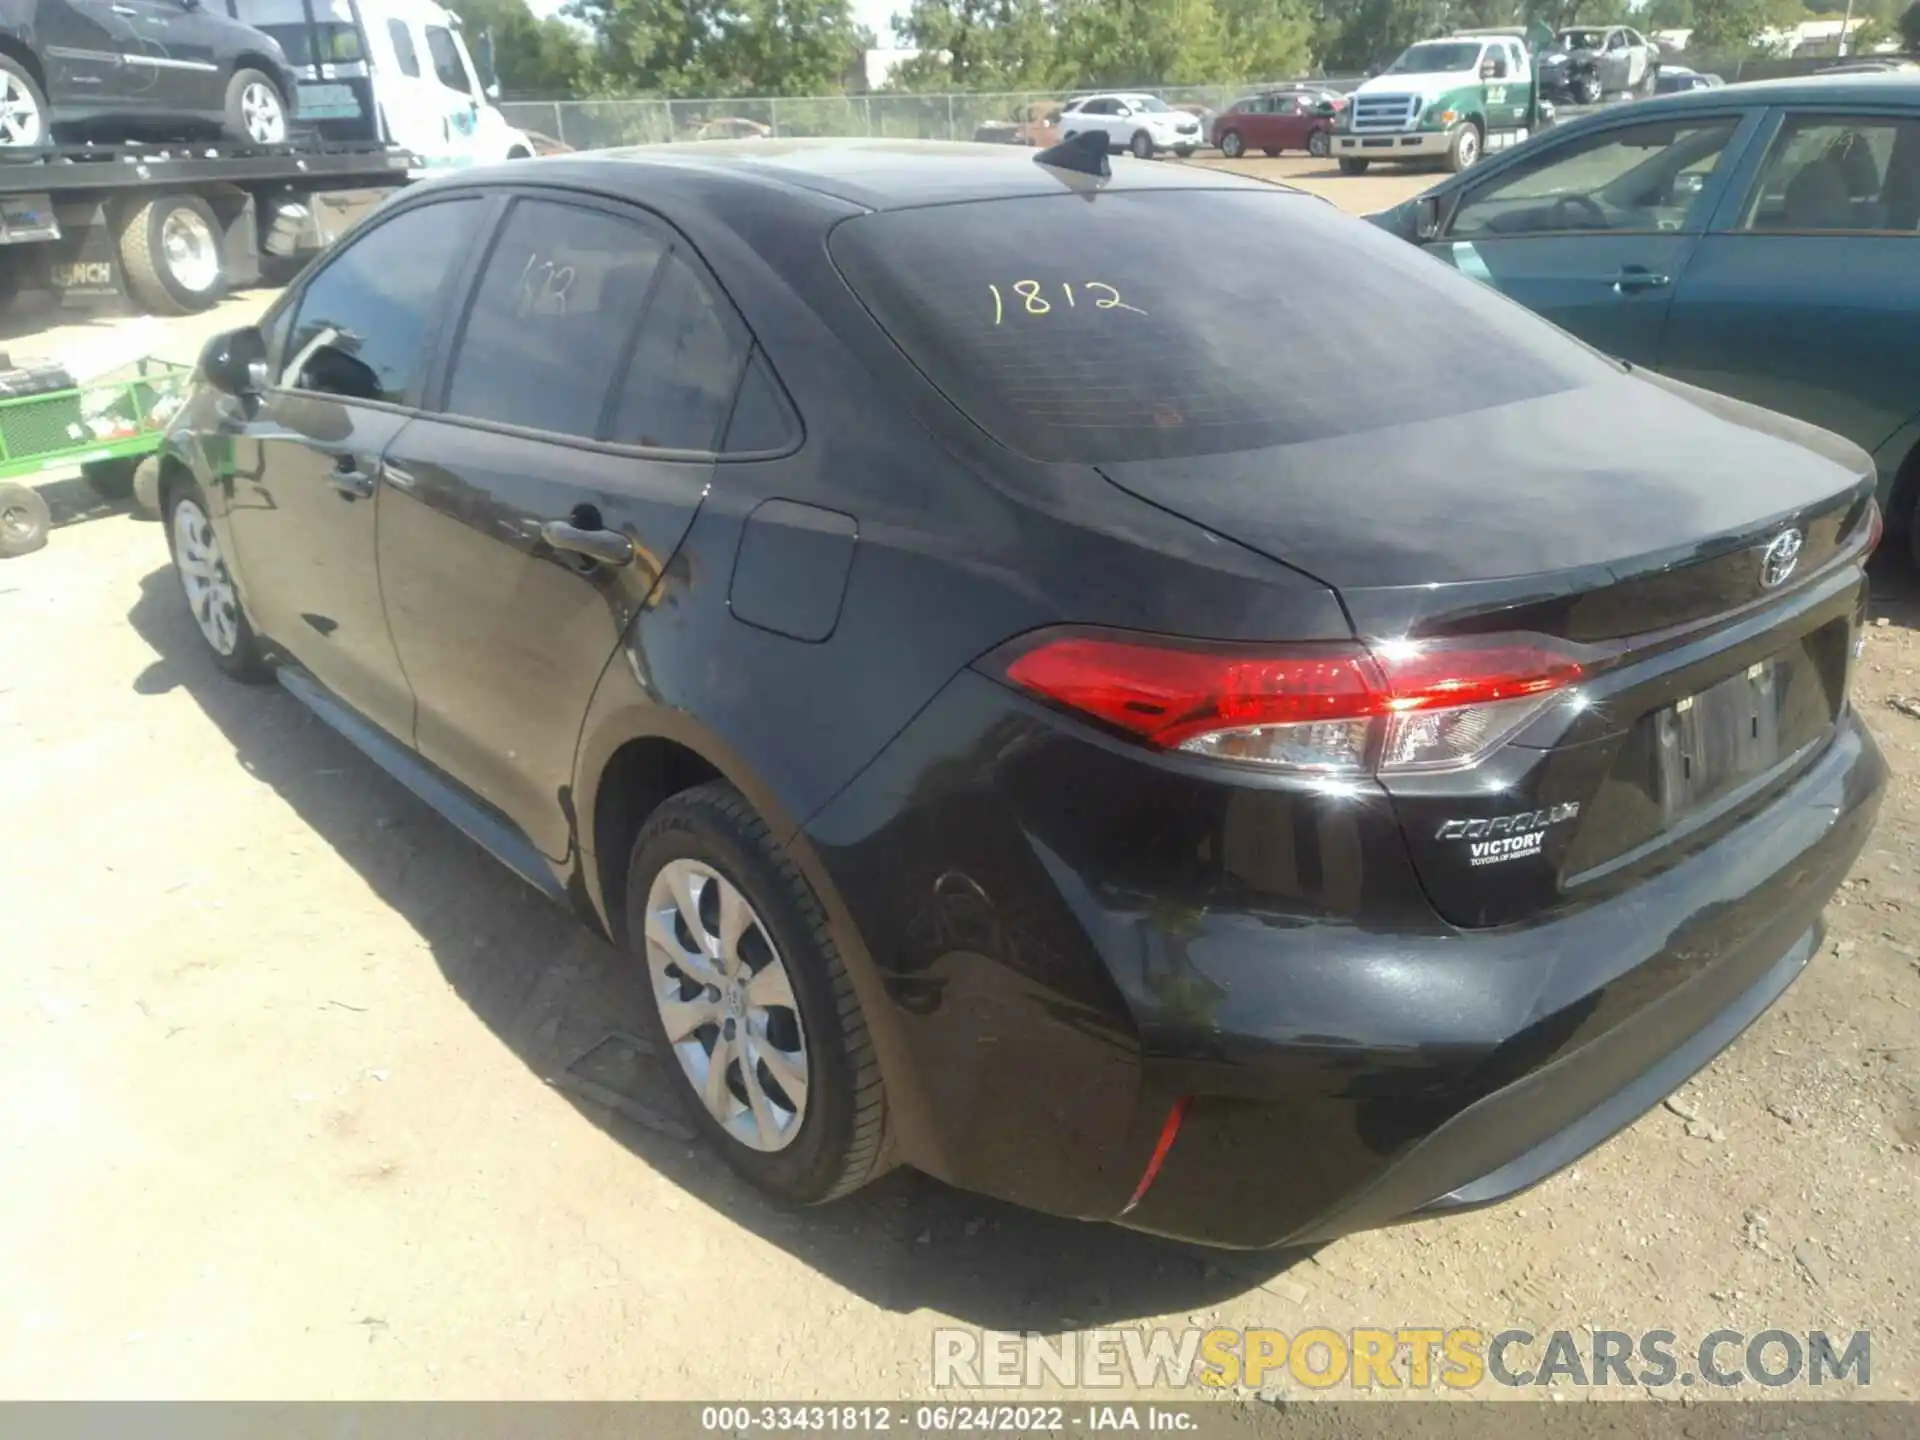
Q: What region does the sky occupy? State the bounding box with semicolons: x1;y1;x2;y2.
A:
522;0;906;46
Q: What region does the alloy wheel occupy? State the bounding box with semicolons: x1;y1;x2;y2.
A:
172;498;241;656
645;858;809;1152
241;83;287;144
161;209;221;294
0;74;42;146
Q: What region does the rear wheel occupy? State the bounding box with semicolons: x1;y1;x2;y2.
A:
1308;128;1331;158
627;782;890;1204
1446;121;1483;173
0;55;47;148
224;69;288;145
1337;156;1369;175
0;481;49;559
118;192;226;315
1173;145;1194;158
1219;129;1244;158
1130;129;1154;160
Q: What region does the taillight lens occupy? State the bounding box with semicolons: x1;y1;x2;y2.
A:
1865;499;1884;556
990;629;1588;776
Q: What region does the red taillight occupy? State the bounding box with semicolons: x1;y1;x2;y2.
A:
1121;1097;1191;1214
991;628;1587;776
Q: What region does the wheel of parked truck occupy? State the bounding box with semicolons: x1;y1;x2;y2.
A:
1219;130;1245;158
1308;128;1331;159
1574;72;1602;105
224;69;288;145
0;55;47;148
82;457;135;502
627;781;892;1205
1446;121;1482;173
0;481;49;559
1131;130;1154;160
165;479;268;679
1338;156;1370;175
117;193;226;316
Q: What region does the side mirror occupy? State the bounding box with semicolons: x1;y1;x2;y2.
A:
199;326;265;396
485;81;501;101
1414;194;1444;241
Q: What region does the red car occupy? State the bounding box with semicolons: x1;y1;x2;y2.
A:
1211;89;1347;159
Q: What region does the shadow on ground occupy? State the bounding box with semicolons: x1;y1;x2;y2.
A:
125;564;1306;1332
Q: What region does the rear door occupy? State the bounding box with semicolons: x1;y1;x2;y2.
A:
220;193;488;742
1427;109;1757;365
122;0;223;112
376;193;756;858
1659;106;1920;490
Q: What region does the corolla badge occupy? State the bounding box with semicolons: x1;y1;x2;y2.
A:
1760;528;1804;590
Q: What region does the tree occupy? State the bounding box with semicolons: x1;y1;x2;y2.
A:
1643;0;1694;28
1217;0;1315;81
1052;0;1233;86
1689;0;1787;51
1901;0;1920;52
889;0;1059;90
457;0;590;97
569;0;864;96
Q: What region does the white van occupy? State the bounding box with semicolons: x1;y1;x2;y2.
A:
231;0;533;172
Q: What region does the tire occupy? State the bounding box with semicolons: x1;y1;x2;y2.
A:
1337;156;1369;175
117;192;226;315
1574;72;1602;106
0;481;49;559
0;54;48;148
1262;147;1279;157
1173;145;1194;158
1446;121;1483;173
131;455;162;521
83;457;135;502
1130;129;1154;160
163;479;268;680
223;68;288;145
627;782;890;1205
1219;130;1244;158
1308;128;1330;159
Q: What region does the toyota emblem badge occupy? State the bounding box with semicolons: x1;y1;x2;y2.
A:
1759;528;1804;590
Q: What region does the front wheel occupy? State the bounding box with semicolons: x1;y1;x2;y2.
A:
1130;130;1154;160
1445;121;1482;173
164;482;268;680
0;55;48;148
0;481;49;559
1337;156;1369;175
1308;128;1331;159
1219;129;1244;158
1574;72;1602;105
627;782;891;1204
224;69;288;145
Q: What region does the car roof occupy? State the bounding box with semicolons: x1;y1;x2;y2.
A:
1548;70;1920;127
413;138;1284;214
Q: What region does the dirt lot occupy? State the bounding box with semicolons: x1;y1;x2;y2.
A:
1;174;1918;1404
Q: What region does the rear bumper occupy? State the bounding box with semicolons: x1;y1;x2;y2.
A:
802;673;1884;1248
1337;130;1451;158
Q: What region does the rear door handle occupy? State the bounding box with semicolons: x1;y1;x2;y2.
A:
541;520;633;567
1610;267;1671;293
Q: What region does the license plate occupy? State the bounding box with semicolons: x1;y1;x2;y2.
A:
298;83;362;119
0;193;58;246
1655;656;1788;817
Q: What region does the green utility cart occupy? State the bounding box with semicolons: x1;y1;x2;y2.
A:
0;356;195;559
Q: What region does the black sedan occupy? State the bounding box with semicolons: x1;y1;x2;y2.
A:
157;139;1884;1248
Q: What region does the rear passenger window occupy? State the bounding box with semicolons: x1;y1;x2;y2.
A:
387;20;420;78
722;349;798;453
607;253;749;451
442;200;667;439
283;197;481;406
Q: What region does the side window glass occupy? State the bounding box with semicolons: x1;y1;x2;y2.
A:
609;252;750;451
722;349;798;454
387;19;419;78
1741;116;1920;233
283;198;481;405
425;25;468;94
443;200;667;439
1448;118;1740;238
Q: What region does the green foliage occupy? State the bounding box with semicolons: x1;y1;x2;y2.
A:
1689;0;1788;51
1643;0;1694;27
1052;0;1234;87
1900;0;1920;52
452;0;590;97
566;0;864;97
889;0;1059;89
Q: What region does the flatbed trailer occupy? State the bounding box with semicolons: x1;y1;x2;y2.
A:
0;137;416;316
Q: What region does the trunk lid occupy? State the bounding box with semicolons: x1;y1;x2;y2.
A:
1098;370;1876;927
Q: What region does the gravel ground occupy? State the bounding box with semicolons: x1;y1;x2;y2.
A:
0;190;1915;1404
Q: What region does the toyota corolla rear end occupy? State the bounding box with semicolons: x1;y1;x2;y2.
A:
807;175;1886;1248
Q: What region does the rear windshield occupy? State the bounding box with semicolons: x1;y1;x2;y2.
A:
829;189;1609;464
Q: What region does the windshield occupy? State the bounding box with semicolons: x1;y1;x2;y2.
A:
829;190;1607;465
259;21;364;64
1388;42;1482;74
1561;30;1606;49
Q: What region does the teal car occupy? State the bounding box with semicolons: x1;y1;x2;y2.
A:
1370;74;1920;558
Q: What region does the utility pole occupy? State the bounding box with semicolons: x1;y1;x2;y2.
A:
1839;0;1855;57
